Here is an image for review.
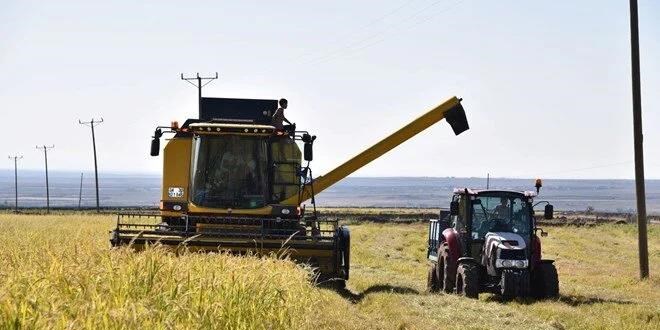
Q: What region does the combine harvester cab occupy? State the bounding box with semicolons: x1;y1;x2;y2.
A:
427;186;559;299
111;94;469;287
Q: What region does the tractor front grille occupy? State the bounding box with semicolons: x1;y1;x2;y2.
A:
499;249;526;260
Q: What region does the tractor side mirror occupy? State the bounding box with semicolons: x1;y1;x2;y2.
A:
450;201;459;216
150;128;162;156
544;204;554;220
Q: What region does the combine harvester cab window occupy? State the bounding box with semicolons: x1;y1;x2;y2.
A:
271;137;302;203
191;135;268;208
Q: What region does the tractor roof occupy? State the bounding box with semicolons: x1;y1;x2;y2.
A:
453;188;537;197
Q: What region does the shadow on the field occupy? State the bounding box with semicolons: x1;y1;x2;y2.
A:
334;284;420;304
556;294;634;306
484;293;634;306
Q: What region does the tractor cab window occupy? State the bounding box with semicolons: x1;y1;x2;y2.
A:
452;194;468;231
191;135;269;209
471;194;531;240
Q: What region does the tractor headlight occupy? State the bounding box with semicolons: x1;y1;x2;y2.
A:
496;259;528;269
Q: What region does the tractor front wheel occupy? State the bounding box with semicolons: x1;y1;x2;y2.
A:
455;263;479;299
533;263;559;299
437;246;455;293
427;264;439;293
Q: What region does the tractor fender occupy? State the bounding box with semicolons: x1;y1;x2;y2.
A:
441;228;461;269
531;234;542;269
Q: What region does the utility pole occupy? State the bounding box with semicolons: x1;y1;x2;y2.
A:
486;173;490;189
181;72;218;118
79;118;103;213
8;155;22;212
629;0;649;279
36;145;54;213
78;172;83;210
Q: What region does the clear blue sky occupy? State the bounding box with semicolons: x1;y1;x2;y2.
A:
1;0;658;179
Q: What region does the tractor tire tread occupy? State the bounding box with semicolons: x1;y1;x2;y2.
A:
455;262;479;299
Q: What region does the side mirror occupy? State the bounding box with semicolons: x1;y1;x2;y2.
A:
150;137;160;156
450;201;459;216
150;128;162;156
302;133;316;162
304;142;313;161
544;204;554;220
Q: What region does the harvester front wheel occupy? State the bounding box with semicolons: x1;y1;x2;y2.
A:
455;263;479;299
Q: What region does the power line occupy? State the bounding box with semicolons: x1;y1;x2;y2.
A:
79;118;103;213
303;0;467;66
7;155;22;213
35;145;55;213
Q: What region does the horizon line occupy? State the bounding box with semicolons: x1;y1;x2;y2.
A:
0;168;658;181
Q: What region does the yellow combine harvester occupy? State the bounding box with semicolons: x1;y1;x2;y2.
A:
111;94;469;286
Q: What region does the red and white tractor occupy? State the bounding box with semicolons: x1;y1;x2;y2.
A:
426;187;558;299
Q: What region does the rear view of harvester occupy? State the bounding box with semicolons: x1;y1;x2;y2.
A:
111;90;469;287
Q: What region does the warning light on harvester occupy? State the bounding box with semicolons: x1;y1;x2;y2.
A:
171;121;179;129
535;178;543;193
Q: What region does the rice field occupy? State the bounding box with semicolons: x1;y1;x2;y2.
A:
0;213;658;329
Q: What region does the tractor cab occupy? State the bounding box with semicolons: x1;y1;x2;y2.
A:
449;189;540;261
427;186;559;299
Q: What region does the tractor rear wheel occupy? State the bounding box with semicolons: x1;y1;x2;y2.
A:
455;263;479;299
533;263;559;299
437;247;455;293
427;264;439;293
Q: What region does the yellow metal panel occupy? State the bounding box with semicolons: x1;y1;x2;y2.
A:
187;203;274;216
161;137;192;202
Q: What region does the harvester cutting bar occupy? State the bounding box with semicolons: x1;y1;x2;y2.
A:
110;213;339;253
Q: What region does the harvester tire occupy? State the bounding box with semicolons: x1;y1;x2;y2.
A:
533;263;559;299
427;265;439;293
437;245;455;293
338;226;351;280
455;263;479;299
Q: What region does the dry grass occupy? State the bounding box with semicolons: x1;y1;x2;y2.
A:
0;213;658;329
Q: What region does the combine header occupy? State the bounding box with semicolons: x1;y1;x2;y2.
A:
111;91;469;287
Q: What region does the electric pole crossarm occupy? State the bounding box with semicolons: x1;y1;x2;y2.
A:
180;72;219;118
